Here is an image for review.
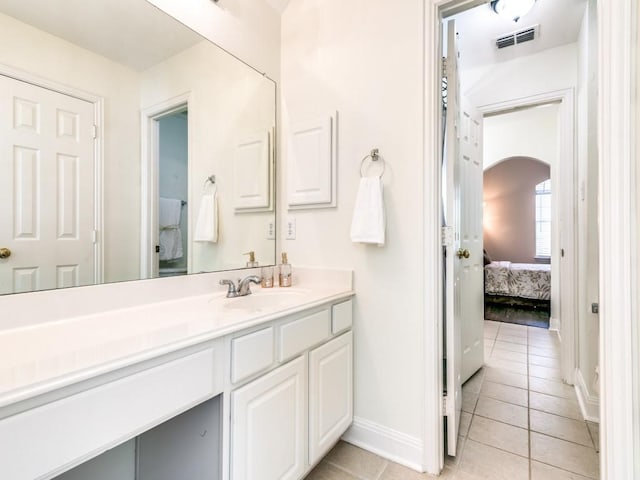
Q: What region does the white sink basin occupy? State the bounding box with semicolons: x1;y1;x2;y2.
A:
222;289;307;312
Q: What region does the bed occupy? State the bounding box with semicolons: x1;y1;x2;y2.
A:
484;261;551;310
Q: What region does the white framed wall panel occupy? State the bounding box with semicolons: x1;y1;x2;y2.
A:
233;131;272;212
287;113;337;209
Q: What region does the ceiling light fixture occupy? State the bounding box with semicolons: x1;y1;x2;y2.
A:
490;0;537;22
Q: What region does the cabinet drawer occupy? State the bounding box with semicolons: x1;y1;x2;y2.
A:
0;346;221;480
279;309;330;361
231;326;275;384
332;300;353;334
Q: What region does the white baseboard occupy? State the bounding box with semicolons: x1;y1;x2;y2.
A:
575;368;600;422
341;416;424;473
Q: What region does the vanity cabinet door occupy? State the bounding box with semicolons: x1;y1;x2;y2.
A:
308;331;353;465
230;356;306;480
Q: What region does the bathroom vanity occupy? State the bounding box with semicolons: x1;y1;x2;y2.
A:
0;269;354;480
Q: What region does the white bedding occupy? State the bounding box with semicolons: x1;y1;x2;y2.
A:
485;261;551;300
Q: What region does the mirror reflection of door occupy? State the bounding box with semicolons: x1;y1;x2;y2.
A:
157;109;188;278
0;74;97;294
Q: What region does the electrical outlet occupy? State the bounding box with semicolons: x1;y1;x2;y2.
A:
267;221;275;240
286;216;296;240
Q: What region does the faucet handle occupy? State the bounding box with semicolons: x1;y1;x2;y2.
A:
238;275;261;296
220;279;238;298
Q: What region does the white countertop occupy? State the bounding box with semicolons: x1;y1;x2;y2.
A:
0;278;354;409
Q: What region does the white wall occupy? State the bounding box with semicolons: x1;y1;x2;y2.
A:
281;0;426;467
483;157;552;264
0;12;142;284
483;104;559;170
575;0;599;420
147;0;281;81
140;40;276;272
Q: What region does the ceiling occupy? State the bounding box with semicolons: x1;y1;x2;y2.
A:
0;0;203;71
450;0;587;71
1;0;586;74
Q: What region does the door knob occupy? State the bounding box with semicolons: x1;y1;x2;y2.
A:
0;247;11;259
456;248;470;259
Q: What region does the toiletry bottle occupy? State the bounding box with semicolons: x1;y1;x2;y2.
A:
279;252;292;287
261;266;274;288
244;251;259;268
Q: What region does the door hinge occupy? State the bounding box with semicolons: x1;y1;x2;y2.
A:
442;57;447;78
442;226;454;247
442;395;448;416
91;229;98;244
92;124;98;139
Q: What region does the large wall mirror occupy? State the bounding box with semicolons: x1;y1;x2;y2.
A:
0;0;277;296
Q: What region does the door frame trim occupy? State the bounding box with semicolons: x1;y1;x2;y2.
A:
140;93;192;279
0;63;104;285
597;1;639;478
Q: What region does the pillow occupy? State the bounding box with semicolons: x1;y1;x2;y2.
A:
483;249;492;266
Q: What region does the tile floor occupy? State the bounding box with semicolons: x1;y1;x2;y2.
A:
305;320;600;480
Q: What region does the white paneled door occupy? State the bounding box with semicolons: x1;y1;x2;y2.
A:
0;75;96;294
443;19;463;457
443;19;484;457
457;94;484;385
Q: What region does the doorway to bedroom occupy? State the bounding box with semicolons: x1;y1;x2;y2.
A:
440;0;602;469
482;104;558;329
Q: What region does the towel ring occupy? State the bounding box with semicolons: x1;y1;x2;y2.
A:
202;175;216;189
360;148;386;178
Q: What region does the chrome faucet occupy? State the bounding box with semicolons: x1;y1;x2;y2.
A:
220;275;261;298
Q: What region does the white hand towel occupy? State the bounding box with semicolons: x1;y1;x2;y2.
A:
194;186;219;243
158;197;183;260
350;177;385;246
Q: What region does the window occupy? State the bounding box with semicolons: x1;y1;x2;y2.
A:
535;179;552;257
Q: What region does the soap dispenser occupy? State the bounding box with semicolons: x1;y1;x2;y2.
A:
279;252;292;287
244;251;259;268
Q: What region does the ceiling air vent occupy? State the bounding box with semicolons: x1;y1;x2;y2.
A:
496;24;539;49
496;34;516;49
515;27;536;44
